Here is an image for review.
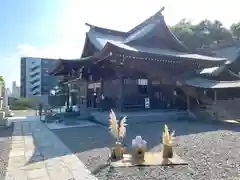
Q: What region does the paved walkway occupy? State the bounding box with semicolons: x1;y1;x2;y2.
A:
5;117;98;180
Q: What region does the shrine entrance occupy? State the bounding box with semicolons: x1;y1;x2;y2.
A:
150;84;187;110
86;82;101;108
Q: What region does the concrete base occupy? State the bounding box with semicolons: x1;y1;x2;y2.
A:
110;152;187;167
0;111;7;126
91;110;189;126
78;105;91;120
3;106;11;117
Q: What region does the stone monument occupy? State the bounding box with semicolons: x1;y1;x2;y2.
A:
0;80;10;126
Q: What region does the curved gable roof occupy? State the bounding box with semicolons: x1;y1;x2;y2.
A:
124;15;188;52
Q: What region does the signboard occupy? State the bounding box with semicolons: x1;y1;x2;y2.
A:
145;97;150;109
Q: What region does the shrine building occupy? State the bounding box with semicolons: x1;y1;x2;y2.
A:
50;8;240;112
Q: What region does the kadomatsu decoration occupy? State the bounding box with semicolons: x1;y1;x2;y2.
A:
132;136;147;162
109;109;127;160
162;124;175;158
108;115;188;167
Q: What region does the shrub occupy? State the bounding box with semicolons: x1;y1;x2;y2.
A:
9;98;34;110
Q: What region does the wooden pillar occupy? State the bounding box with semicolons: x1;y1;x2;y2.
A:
85;80;89;107
68;83;72;108
186;95;190;111
118;76;124;111
100;78;103;108
76;81;81;110
100;78;104;95
214;90;217;104
80;79;90;118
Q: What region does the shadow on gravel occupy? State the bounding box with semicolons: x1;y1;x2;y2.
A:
20;116;240;168
14;112;239;179
51;118;240;174
0;125;13;180
52;118;240;154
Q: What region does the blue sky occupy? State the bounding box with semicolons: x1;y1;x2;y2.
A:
0;0;66;88
1;0;239;89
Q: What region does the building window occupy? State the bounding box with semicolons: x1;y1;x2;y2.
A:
137;79;148;85
137;79;148;94
43;60;49;64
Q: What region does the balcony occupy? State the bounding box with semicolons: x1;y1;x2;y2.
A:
30;72;40;78
31;85;40;92
30;78;40;85
31;65;40;72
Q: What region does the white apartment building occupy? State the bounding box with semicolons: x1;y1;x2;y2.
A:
20;57;59;98
10;81;20;98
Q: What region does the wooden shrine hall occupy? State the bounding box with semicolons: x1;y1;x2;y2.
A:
50;8;240;112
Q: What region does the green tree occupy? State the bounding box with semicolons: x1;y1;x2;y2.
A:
209;20;232;42
171;19;233;49
51;78;70;108
9;98;35;110
171;19;199;49
231;22;240;38
0;76;4;85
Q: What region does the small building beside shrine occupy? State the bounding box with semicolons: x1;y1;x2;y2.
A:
50;8;240;114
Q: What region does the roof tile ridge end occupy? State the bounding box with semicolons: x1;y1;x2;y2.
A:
85;22;127;35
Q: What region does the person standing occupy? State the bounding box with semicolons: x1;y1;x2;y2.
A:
38;103;43;121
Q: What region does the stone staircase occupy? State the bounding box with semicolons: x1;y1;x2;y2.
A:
192;98;240;122
210;99;240;120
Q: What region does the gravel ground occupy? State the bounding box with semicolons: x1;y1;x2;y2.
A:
0;126;13;179
53;120;240;180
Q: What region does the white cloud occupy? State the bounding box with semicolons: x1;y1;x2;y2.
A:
17;43;84;59
3;41;85;89
3;0;240;89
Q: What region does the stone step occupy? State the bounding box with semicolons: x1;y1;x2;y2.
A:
90;110;189;126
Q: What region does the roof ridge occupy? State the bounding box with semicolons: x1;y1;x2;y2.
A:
85;23;128;36
127;7;165;34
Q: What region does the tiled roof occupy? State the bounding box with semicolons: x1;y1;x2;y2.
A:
185;77;240;88
87;31;227;61
213;46;240;61
127;7;165;34
85;23;128;37
198;67;224;75
83;9;229;62
125;15;188;52
50;57;92;76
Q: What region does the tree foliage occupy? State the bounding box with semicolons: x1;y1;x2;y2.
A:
230;22;240;38
48;79;69;108
171;19;235;50
0;76;4;85
9;97;35;110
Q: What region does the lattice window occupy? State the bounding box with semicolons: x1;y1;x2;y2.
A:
137;79;148;85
